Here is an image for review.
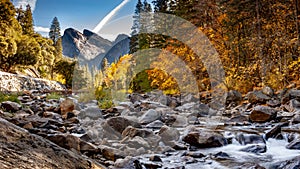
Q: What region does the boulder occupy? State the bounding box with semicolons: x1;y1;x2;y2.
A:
247;91;271;104
236;134;265;145
60;99;75;118
158;125;180;145
79;106;103;120
0;117;105;169
46;134;81;152
262;86;274;97
145;120;164;129
224;90;243;106
289;89;300;99
182;129;227;148
265;123;285;140
1;101;21;112
286;139;300;150
249;106;277;123
105;116;141;134
270;156;300;169
122;126;153;138
139;109;161;124
240;144;267;153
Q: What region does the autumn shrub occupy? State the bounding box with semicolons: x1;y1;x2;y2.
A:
94;86;114;109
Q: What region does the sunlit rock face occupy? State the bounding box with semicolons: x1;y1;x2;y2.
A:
0;71;65;92
62;28;130;69
62;28;112;60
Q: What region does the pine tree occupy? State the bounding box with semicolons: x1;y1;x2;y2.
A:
130;0;143;53
49;17;61;44
16;4;34;35
49;17;63;79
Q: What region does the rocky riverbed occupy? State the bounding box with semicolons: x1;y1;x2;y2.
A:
1;86;300;169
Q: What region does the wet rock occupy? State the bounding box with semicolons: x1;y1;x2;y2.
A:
158;125;180;146
182;129;227;148
1;101;21;112
139;109;161;124
249;106;277;123
224;90;243;106
105;116;141;134
247;91;271;104
149;155;163;162
286;139;300;150
240;144;267;154
270;156;300;169
236;134;265;145
239;163;266;169
265;123;285;140
291;113;300;124
185;151;205;158
213;151;231;160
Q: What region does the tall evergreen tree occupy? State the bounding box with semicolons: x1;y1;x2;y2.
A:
49;17;61;44
130;0;143;53
16;4;34;35
49;17;63;79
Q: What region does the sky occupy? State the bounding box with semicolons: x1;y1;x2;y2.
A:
13;0;137;41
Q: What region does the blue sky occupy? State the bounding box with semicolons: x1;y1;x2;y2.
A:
13;0;138;40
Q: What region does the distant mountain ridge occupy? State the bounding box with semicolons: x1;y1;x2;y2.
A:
62;28;130;68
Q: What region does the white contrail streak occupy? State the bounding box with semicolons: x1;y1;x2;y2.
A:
93;0;131;33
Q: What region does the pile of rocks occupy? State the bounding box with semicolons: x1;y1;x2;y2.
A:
1;86;300;168
0;71;65;92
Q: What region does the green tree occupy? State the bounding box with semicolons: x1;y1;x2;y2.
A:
16;4;34;35
130;0;143;53
49;17;61;44
0;0;21;72
54;58;76;88
34;33;55;78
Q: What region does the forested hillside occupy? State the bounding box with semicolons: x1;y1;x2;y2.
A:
101;0;300;95
0;0;76;87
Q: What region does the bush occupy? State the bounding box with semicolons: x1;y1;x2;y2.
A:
0;92;20;103
46;92;63;100
95;86;114;109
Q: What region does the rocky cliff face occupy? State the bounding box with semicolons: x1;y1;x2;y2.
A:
62;28;112;60
62;28;129;69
